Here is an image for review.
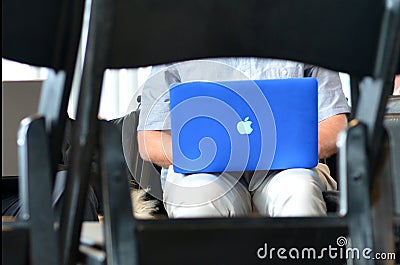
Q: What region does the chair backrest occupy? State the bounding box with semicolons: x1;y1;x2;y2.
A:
105;0;391;77
3;0;86;171
3;0;84;70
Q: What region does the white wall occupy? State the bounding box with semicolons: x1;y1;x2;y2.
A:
339;72;351;106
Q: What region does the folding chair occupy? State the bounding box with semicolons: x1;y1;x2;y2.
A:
2;0;85;264
384;96;400;217
72;0;400;264
384;95;400;256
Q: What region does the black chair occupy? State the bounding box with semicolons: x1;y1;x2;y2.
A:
384;96;400;217
384;95;400;260
110;101;163;201
71;0;400;264
2;0;86;264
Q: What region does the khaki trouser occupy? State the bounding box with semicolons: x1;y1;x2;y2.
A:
163;163;336;218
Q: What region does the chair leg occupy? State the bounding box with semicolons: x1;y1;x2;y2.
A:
339;122;374;265
339;123;397;264
370;135;396;263
99;121;139;265
18;116;60;265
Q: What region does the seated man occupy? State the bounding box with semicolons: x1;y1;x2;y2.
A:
137;58;350;218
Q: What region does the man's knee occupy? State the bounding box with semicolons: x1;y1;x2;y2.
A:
253;169;327;216
165;173;227;204
164;172;251;218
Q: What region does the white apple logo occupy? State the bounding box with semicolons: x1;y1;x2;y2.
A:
236;117;253;135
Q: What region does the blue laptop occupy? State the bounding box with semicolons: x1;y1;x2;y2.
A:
169;78;318;174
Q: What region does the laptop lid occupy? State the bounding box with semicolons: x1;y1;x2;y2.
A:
170;78;318;174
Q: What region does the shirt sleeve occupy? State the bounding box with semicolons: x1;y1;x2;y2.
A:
137;64;179;131
308;66;351;122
